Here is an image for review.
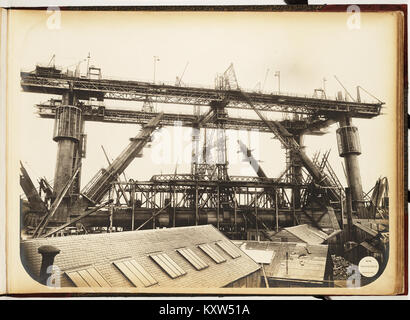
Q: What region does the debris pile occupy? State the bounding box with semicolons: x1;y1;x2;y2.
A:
331;254;351;280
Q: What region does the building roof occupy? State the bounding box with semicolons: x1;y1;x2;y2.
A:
21;225;260;288
352;219;389;237
233;240;329;282
239;244;275;264
264;224;328;245
284;224;328;245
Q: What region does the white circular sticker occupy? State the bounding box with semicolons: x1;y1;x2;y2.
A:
358;256;379;277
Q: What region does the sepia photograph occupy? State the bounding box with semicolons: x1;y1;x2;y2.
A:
1;7;405;295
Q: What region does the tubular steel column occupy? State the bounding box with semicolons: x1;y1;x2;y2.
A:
52;94;82;223
336;117;366;217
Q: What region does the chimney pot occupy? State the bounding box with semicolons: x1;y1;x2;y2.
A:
38;245;61;255
38;245;61;285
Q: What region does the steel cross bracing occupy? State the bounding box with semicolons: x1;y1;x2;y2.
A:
97;178;309;234
115;176;309;190
112;179;302;210
36;102;332;135
21;71;383;118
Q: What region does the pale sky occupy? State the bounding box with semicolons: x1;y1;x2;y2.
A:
8;10;399;194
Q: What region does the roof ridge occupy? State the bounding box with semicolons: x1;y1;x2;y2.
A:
22;224;216;243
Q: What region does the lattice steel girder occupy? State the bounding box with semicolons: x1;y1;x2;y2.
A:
113;181;295;209
21;72;382;118
116;178;308;190
36;103;332;135
81;113;164;203
150;174;283;185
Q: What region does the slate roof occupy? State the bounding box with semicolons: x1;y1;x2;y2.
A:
233;240;329;282
20;225;260;288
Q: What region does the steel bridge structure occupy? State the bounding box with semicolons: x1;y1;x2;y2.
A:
20;64;383;240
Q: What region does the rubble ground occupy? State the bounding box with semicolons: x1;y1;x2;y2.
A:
331;254;354;280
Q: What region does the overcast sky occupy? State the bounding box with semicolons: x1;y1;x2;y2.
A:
8;10;398;194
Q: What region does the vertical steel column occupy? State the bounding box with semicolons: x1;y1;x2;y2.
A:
195;184;199;225
292;191;296;225
340;188;344;228
109;186;113;232
254;194;259;240
131;184;135;230
152;190;156;229
173;187;176;228
345;187;354;240
52;91;82;223
234;189;237;234
216;186;220;230
337;116;365;217
191;125;200;176
291;135;303;209
275;188;279;232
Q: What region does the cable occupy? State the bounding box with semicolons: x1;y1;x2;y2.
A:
357;86;383;103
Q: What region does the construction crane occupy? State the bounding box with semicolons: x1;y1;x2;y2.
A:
47;54;56;67
262;68;270;92
334;75;355;102
175;61;189;86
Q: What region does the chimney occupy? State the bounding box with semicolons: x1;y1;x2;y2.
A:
38;245;61;285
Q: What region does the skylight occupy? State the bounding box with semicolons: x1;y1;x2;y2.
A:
198;243;226;264
113;259;158;287
216;241;241;259
149;253;187;279
66;267;111;287
177;248;208;270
